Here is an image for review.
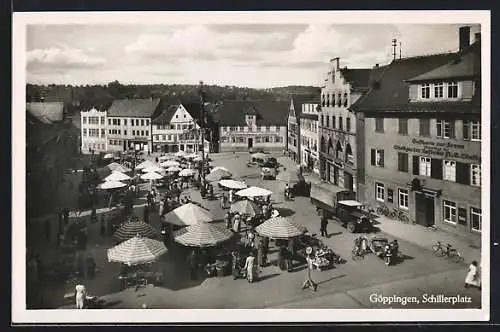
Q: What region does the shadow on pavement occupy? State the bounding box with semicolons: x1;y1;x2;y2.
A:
317;273;346;286
327;232;342;238
368;226;382;234
276;207;295;217
392;254;415;265
258;273;281;282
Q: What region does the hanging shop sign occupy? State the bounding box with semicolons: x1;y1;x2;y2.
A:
394;138;480;162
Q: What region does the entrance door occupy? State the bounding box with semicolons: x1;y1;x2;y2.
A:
415;193;435;227
344;172;354;191
248;138;253;149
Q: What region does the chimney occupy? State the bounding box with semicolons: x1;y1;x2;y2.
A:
330;57;340;70
459;26;471;51
474;32;481;43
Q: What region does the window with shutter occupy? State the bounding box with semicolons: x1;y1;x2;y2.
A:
430;158;443;179
398;152;408;172
456;162;470;185
419;119;430;136
370;149;376;166
463;120;470;140
449;121;455;138
378;150;384;167
412;155;419;175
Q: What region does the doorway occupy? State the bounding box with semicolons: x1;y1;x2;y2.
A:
248;137;253;149
415;193;435;227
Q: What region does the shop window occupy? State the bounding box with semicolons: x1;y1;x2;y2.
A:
436;120;455;139
397;153;408;172
398;189;409;209
375;118;384;133
375;182;385;202
443;160;456;182
443;200;457;224
470;207;482;232
471;164;481;187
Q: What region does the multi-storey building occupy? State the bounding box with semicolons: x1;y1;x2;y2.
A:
286;97;301;162
351;26;481;239
106;98;162;153
80;107;107;154
216;100;288;152
152;103;209;153
318;58;371;194
299;102;321;173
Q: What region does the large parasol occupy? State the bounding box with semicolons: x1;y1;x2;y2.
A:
218;179;247;190
99;180;127;190
251;152;268;160
140;172;163;180
166;166;182;173
230;200;262;217
255;217;307;239
163;202;214;226
160;160;180;168
104;171;131;182
107;235;167;266
205;168;232;182
175;151;187;158
236;186;273;197
114;221;159;242
135;160;157;170
174;223;233;247
179;168;197;177
142;165;164;174
106;162;131;173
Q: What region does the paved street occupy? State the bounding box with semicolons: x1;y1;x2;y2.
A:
27;152;481;309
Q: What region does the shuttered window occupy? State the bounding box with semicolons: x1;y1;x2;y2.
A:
419;119;430;136
430;158;443;180
398;118;408;135
412;155;419;175
398;152;409;172
456;162;470;185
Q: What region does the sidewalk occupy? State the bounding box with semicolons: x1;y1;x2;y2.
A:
277;156;481;264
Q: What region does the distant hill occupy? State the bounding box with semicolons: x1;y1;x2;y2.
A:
26;82;321;114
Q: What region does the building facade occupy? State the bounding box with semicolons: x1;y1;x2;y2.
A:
152;103;208;153
80;107;107;154
319;57;371;194
351;27;481;239
106;98;161;153
286;98;300;162
299;102;320;174
216;100;288;152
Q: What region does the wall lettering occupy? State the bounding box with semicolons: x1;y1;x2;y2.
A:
394;138;480;162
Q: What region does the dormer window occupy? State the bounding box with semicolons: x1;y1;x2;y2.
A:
421;83;431;99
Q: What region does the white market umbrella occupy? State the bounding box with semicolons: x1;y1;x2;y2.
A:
163;203;214;226
142;165;164;174
212;166;230;173
99;180;127;190
103;153;114;159
175;151;187;158
255;217;307;239
160;160;180;168
106;162;131;173
236;186;273;197
136;160;156;170
104;171;131;182
219;179;247;190
179;168;197;177
107;235;167;266
159;155;174;161
140;172;163;180
205;168;232;182
167;166;182;172
251;152;268;160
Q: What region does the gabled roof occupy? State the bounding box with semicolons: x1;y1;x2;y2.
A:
290;94;320;118
152;105;179;124
107;98;161;118
340;68;372;91
216;100;289;126
181;102;204;121
26;102;64;123
406;40;481;82
350;53;457;113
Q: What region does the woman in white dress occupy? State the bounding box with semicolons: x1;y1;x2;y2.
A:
465;260;481;289
243;252;257;283
75;284;86;309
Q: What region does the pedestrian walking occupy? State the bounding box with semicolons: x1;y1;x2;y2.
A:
143;205;150;224
224;212;231;229
75;283;86;309
320;216;328;237
243;251;257;283
232;213;241;233
302;247;318;291
465;260;481;289
44;218;51;242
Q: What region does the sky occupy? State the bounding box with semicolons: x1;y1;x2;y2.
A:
26;23;480;89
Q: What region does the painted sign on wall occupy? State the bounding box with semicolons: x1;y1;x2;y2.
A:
394;138;480;162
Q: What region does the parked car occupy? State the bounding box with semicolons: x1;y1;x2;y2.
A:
310;183;372;233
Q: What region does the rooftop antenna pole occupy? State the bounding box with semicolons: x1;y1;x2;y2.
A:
392;38;397;61
399;41;402;59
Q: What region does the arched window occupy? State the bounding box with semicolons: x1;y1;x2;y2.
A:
327;138;334;155
320;136;326;153
345;143;353;164
335;141;343;160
